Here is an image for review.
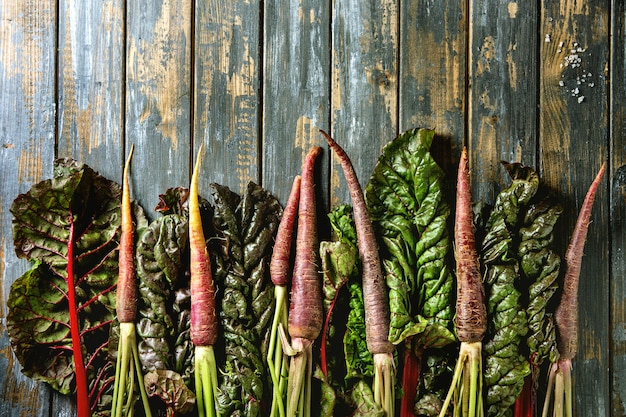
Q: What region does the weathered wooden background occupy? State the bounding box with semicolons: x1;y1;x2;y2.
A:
0;0;622;415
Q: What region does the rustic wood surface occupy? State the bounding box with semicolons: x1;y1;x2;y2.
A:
0;1;621;415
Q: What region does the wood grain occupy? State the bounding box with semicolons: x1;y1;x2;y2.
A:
611;0;626;414
399;1;467;146
0;1;56;416
194;0;261;194
330;0;399;206
57;0;125;182
126;0;192;219
540;0;610;415
469;1;539;203
262;0;330;206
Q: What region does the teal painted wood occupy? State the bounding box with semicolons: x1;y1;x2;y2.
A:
330;0;399;205
610;0;626;414
0;2;57;416
194;0;261;196
399;0;467;143
262;0;331;207
540;0;611;415
57;0;126;183
399;0;468;174
126;0;193;220
469;0;540;203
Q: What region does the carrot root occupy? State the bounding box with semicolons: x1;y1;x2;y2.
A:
111;146;152;417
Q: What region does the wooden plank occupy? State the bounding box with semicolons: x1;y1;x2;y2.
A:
330;0;399;206
194;0;261;194
54;2;125;413
57;0;125;182
262;0;330;206
539;0;610;415
399;0;467;153
611;0;626;414
126;0;192;219
468;0;539;203
0;1;57;415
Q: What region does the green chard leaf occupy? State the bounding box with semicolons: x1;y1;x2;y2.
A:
8;158;147;413
518;193;562;366
365;128;455;349
210;182;282;417
319;205;372;387
481;162;538;417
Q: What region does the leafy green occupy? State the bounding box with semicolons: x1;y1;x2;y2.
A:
365;128;455;348
518;195;562;366
8;158;147;413
481;163;538;417
210;182;282;416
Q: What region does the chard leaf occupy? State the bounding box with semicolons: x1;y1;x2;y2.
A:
481;162;538;417
210;182;282;417
518;194;562;366
349;379;385;417
365;128;455;348
8;158;147;413
136;214;193;380
144;370;196;416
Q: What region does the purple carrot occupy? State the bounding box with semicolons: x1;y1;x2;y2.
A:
321;130;394;416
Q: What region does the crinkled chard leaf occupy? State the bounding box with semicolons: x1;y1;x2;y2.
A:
210;182;282;417
481;162;538;417
135;187;214;414
518;193;562;366
144;370;196;417
365;128;455;348
320;205;371;385
349;379;385;417
8;159;147;413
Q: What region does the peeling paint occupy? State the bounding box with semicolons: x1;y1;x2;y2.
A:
506;42;518;90
127;1;191;150
476;36;496;76
507;2;518;18
294;115;319;152
17;147;43;185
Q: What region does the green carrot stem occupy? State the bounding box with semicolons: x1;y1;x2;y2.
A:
286;338;313;417
439;342;483;417
195;346;219;417
267;285;288;417
373;353;395;417
112;323;152;417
